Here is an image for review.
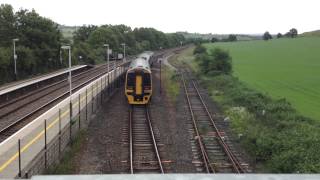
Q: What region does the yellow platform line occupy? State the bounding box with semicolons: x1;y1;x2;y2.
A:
0;86;100;174
0;71;118;174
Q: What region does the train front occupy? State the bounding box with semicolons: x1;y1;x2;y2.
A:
125;58;152;104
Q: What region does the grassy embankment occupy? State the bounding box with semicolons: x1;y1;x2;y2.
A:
175;38;320;173
46;130;87;174
161;55;182;102
205;37;320;120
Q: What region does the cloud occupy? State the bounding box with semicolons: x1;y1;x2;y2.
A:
2;0;320;34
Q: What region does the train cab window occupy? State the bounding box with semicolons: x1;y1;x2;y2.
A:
144;74;151;90
127;73;135;87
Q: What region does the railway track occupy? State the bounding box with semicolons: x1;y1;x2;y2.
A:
0;60;126;142
128;105;164;174
180;67;248;173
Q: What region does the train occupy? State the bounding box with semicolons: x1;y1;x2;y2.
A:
125;51;154;104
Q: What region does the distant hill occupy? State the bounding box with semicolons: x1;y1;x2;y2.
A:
301;30;320;37
58;25;78;40
176;31;260;41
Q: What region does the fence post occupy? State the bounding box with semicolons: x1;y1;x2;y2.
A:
69;102;72;143
78;94;81;130
44;119;47;169
104;76;107;95
86;89;88;122
112;71;114;91
69;101;73;120
96;82;98;109
92;85;94;113
110;72;113;92
18;139;21;178
24;171;29;179
108;73;110;96
115;68;118;88
100;79;103;105
59;109;61;159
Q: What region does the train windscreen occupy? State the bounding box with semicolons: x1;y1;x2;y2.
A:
127;73;135;88
143;74;151;90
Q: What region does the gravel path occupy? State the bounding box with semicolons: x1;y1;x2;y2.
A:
74;88;127;174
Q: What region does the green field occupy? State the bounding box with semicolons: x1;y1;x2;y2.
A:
204;37;320;120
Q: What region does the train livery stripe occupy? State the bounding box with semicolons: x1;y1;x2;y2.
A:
135;75;142;95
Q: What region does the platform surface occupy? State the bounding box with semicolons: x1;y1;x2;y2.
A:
0;65;87;96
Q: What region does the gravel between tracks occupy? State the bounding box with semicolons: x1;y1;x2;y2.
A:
150;61;196;173
51;49;253;174
66;55;197;173
74;89;127;174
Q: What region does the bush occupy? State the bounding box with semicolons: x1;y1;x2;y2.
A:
193;44;206;55
195;64;320;172
197;47;232;75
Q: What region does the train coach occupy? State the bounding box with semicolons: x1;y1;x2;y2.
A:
125;52;153;104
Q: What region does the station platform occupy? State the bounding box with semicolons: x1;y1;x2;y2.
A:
0;65;87;96
30;174;320;180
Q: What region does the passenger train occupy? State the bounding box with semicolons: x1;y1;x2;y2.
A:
125;52;153;104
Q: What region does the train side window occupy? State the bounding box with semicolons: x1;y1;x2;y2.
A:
127;73;135;87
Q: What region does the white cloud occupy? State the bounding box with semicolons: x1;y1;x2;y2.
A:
2;0;320;34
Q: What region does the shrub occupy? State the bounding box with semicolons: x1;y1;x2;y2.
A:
193;44;206;55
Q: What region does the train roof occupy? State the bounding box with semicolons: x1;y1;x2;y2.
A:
128;58;151;72
138;51;154;60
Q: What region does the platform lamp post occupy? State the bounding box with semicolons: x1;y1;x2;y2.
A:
121;43;126;62
13;38;19;80
61;45;72;116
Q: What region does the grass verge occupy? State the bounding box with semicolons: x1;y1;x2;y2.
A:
177;46;320;173
46;130;87;174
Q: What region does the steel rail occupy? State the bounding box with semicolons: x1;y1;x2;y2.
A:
0;65;109;119
0;60;126;112
145;105;164;174
191;79;246;173
180;72;213;173
0;62;128;138
129;105;134;174
129;105;164;174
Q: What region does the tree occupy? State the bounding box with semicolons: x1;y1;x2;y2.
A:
0;4;16;46
198;47;232;75
289;28;298;38
210;48;232;74
211;37;219;43
228;34;237;42
277;33;283;38
73;25;97;43
263;31;273;41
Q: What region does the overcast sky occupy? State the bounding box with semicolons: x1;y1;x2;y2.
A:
2;0;320;34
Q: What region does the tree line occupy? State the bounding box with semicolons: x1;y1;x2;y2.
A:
0;4;186;84
263;28;298;41
71;25;185;65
